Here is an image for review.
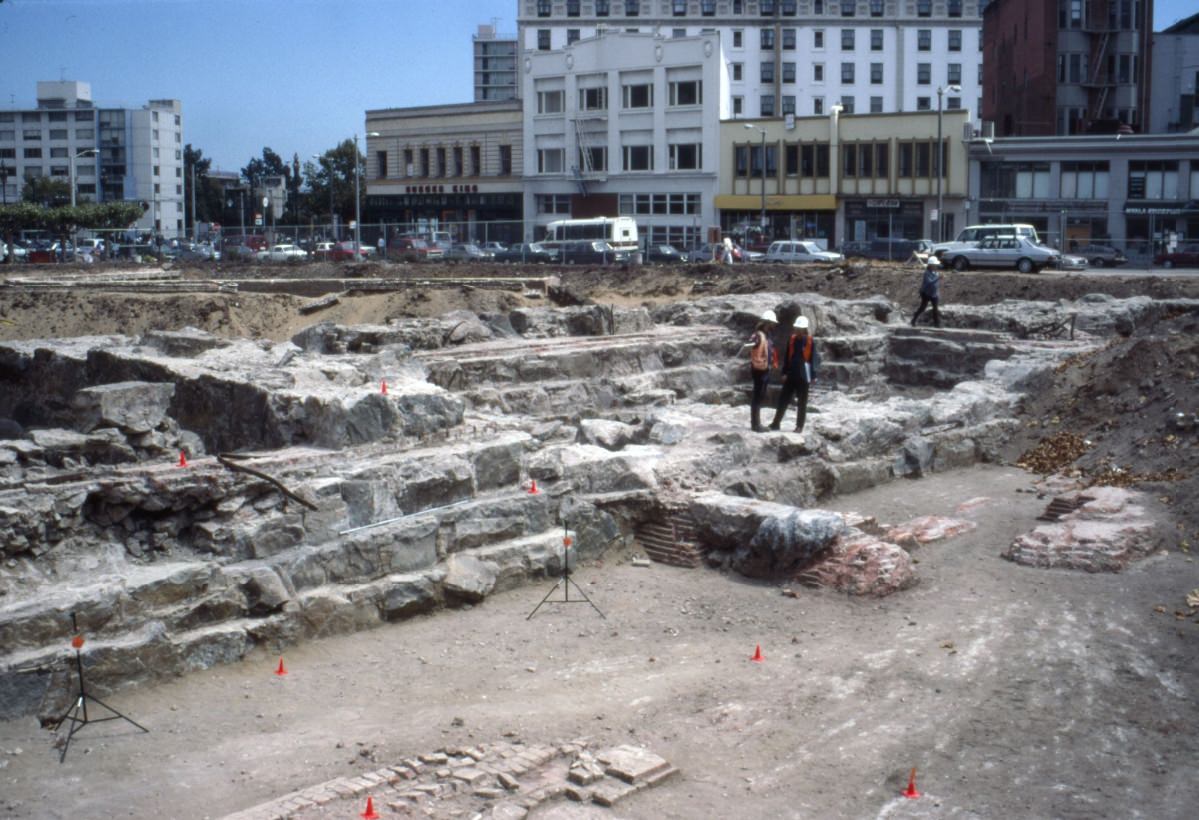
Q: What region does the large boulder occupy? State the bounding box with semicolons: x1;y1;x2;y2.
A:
442;554;499;604
72;381;176;434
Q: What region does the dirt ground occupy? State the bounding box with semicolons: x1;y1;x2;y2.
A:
2;261;1198;818
0;466;1196;819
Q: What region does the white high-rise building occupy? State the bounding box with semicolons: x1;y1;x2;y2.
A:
0;81;184;234
517;0;983;120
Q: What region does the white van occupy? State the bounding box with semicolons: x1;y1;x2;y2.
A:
933;223;1040;257
765;240;844;264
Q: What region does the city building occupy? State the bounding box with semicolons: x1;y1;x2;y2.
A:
0;81;183;233
517;0;984;121
719;108;970;246
475;24;520;101
522;30;726;249
364;100;524;243
966;131;1199;255
982;0;1153;136
1150;11;1199;133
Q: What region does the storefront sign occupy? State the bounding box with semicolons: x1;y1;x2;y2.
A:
865;199;901;209
1124;201;1199;216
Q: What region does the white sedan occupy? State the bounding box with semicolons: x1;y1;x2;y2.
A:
256;244;308;262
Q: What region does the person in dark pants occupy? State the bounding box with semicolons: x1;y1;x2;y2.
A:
746;309;778;432
911;257;943;327
769;314;820;438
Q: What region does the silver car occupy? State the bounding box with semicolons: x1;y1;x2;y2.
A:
942;236;1059;273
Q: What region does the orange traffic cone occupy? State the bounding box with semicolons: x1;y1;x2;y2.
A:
274;657;287;677
178;450;188;467
381;380;388;395
750;644;764;662
902;768;921;799
361;796;380;819
528;479;538;494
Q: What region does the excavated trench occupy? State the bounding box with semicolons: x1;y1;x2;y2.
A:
1;285;1196;724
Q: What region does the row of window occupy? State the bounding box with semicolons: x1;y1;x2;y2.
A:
980;160;1196;201
540;25;977;52
536;142;703;172
535;0;959;19
384;145;515;178
536;191;703;215
1055;52;1140;86
735;91;969;116
0;128;98;141
1058;0;1143;32
748;61;969;86
0;110;94;123
734;139;948;179
535;80;702;113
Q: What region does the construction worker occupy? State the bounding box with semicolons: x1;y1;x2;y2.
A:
911;257;943;328
747;309;779;432
769;314;820;438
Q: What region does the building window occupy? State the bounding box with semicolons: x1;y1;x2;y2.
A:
538;148;564;173
622;145;653;171
537;194;571;215
537;30;551;50
436;147;446;176
870;0;883;15
761;62;775;83
870;29;883;50
815;0;824;12
732;63;743;81
453;146;463;176
840;95;855;113
376;150;388;177
870;96;883;113
841;62;855;83
702;0;717;15
814;63;824;82
781;0;797;13
733;30;743;48
1061;0;1083;28
733;96;744;116
981;161;1051;198
21;112;40;123
761;0;776;14
579;86;608;111
75;128;94;139
537;89;565;113
595;0;609;15
814;96;824;115
672;0;687;14
917;0;931;17
626;0;640;16
623;83;653;108
783;62;796;83
48;129;68;140
50;146;68;158
761;29;775;49
153;165;160;176
669;79;702;106
947;96;961;109
947;63;962;85
841;29;854;50
419;147;430;176
567;29;580;44
403;148;414;175
567;0;581;15
782;95;796;115
948;0;962;17
917;63;931;84
949;29;962;51
470;145;481;176
761;95;775;116
1060;161;1110;199
870;63;883;84
916;96;931;110
843;144;857;177
536;0;550;15
499;145;512;175
580;145;607;172
22;130;40;140
918;29;930;51
669;143;702;170
814;29;824;48
783;28;796;49
1128;160;1179;199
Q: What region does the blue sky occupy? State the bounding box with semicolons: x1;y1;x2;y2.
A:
0;0;1194;175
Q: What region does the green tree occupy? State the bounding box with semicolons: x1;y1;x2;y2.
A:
184;144;225;229
22;177;71;208
241;147;289;185
304;139;363;233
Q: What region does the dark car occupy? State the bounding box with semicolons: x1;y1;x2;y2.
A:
559;240;628;265
1155;244;1199;269
445;243;492;262
1073;244;1127;267
643;244;684;264
389;237;444;261
495;242;555;263
330;241;370;262
841;238;934;261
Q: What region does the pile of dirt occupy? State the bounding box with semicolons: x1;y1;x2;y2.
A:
1007;310;1199;534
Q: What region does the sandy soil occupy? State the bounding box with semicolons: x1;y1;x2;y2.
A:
0;466;1196;819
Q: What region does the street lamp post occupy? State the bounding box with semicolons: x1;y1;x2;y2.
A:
935;84;961;243
353;132;381;254
69;148;98;208
743;124;768;234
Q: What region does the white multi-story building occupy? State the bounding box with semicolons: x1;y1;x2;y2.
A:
0;81;183;234
475;24;521;101
523;30;727;248
517;0;983;120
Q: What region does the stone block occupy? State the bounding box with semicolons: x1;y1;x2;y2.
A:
597;745;671;784
72;381;176;435
442;554;499;604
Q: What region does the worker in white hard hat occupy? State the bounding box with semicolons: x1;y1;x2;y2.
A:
768;313;820;439
747;309;779;432
911;256;944;328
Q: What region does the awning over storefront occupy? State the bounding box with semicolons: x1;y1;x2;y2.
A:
714;194;837;211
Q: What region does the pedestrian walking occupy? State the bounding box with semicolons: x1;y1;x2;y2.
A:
746;309;779;432
377;236;386;259
911;257;943;328
769;314;820;437
722;235;735;264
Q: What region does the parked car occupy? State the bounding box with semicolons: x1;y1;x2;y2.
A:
683;243;736;263
256;244;307;262
559;240;629;265
643;244;684;264
765;240;844;264
312;241;336;260
1154;244;1199;269
1073;244;1127;268
445;243;491;262
1053;252;1088;271
932;223;1041;258
389;237;445;260
329;241;370;261
841;238;933;261
479;241;507;255
942;235;1059;273
494;242;555;263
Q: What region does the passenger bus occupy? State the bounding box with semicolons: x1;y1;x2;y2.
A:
542;217;640;258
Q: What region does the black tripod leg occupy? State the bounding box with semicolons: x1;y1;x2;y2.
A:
85;695;150;733
565;576;607;619
526;578;567;620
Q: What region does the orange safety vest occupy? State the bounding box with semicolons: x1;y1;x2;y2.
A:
787;334;814;365
749;330;775;371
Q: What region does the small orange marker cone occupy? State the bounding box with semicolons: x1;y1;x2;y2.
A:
750;644;764;662
902;768;921;799
274;657;287;677
361;796;380;819
381;380;388;395
528;479;538;494
178;450;188;467
71;635;84;650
